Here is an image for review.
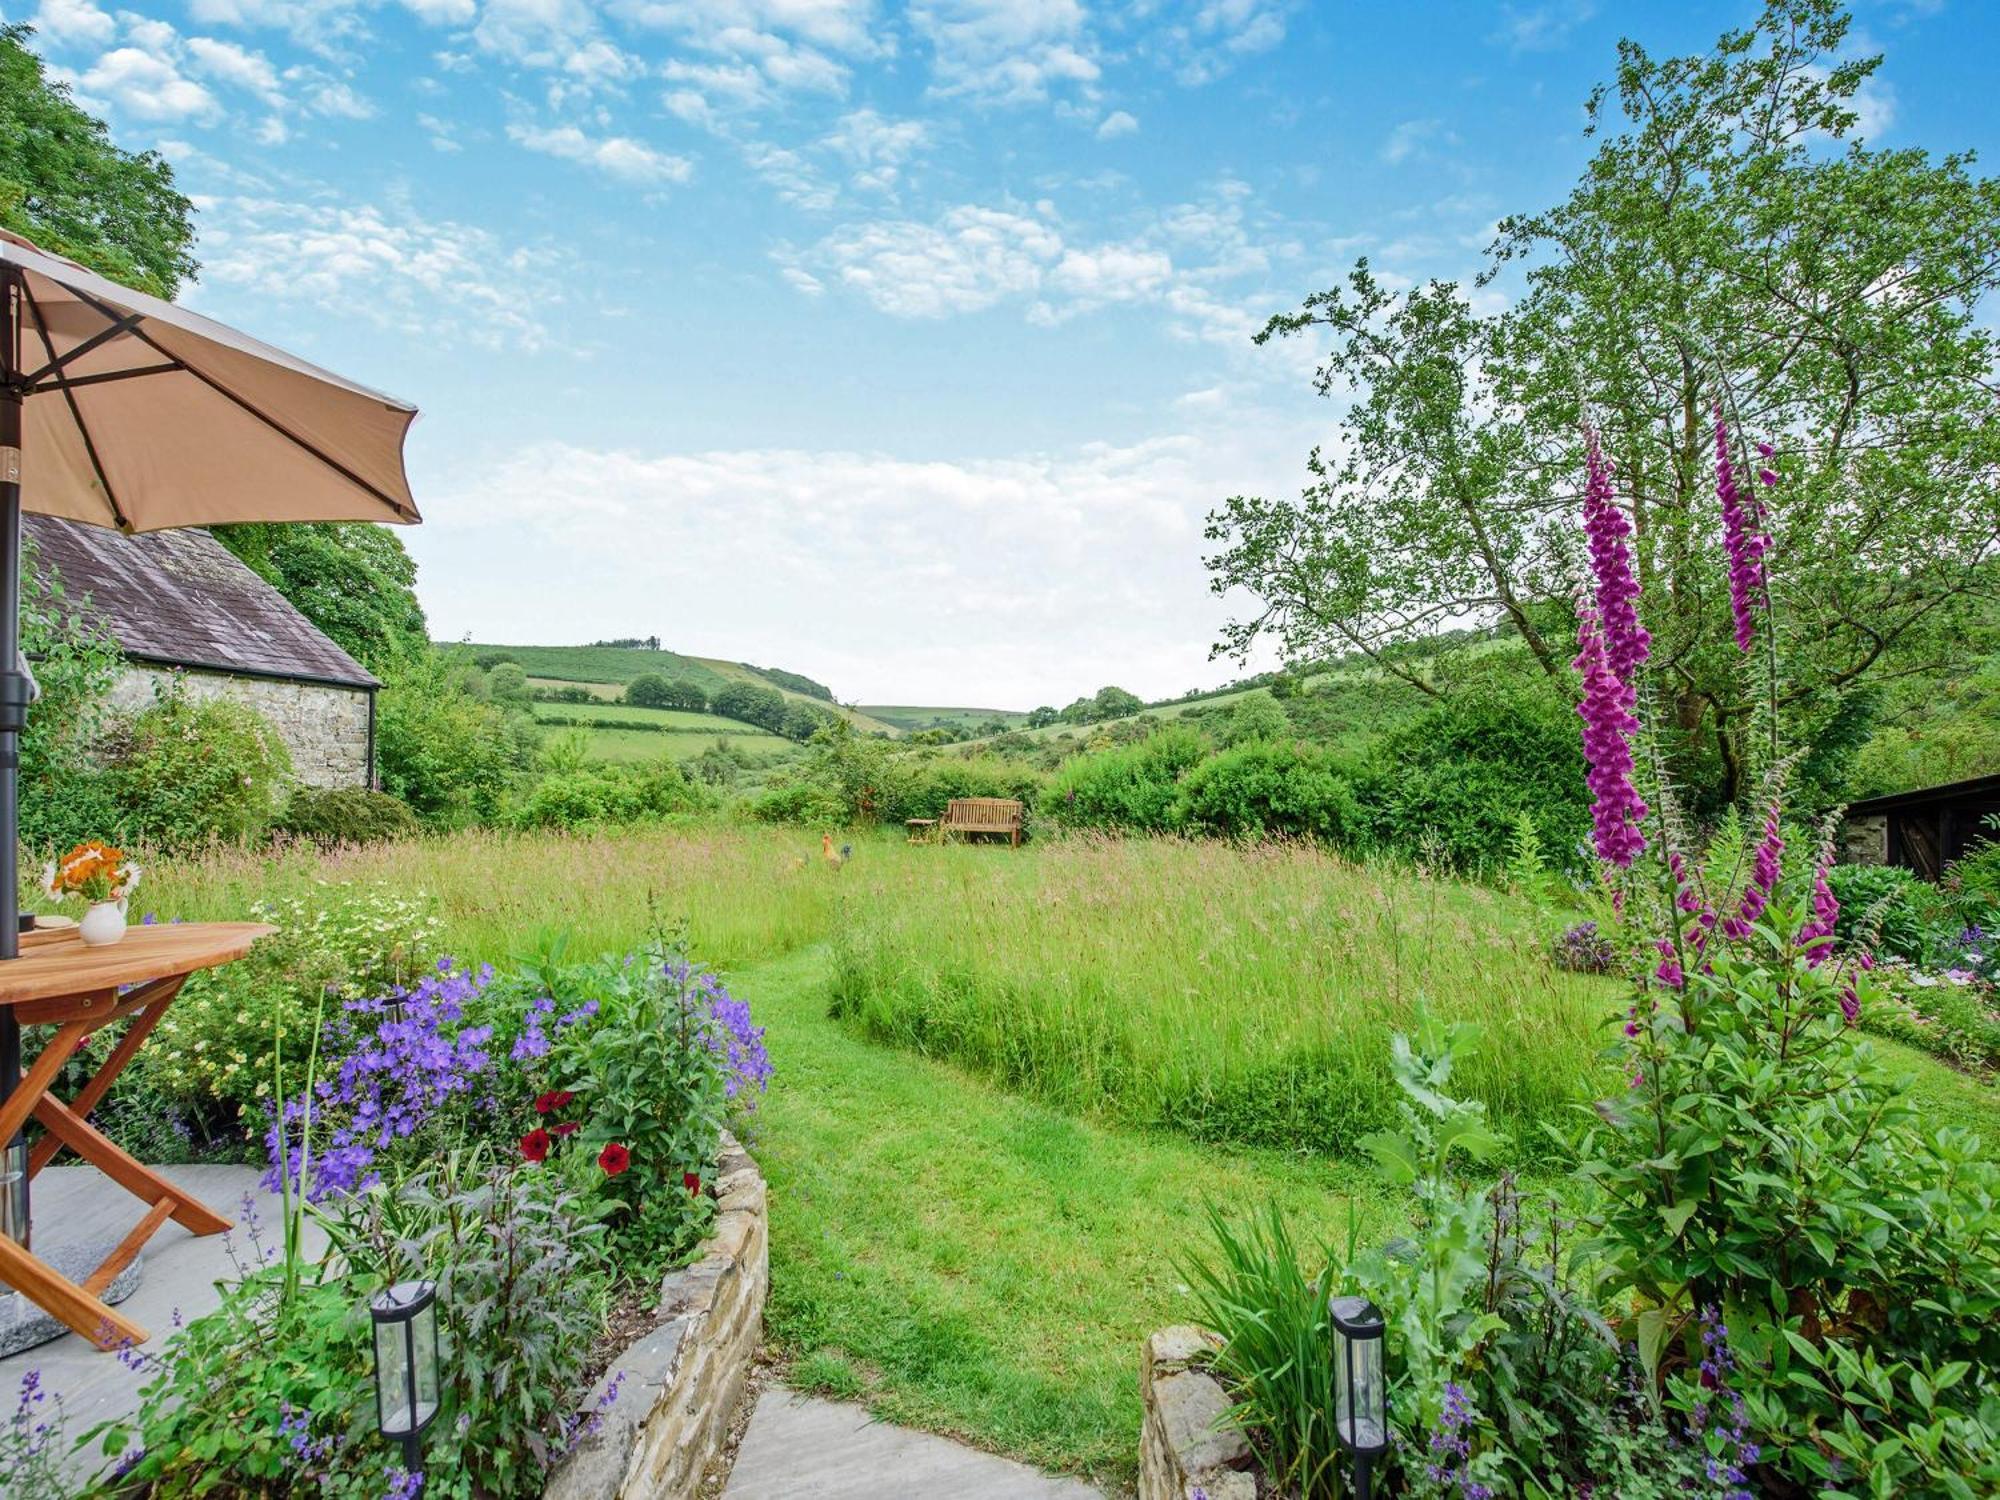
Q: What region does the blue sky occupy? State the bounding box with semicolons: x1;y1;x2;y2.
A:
14;0;1991;706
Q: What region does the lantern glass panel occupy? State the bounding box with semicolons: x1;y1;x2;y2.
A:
1336;1328;1384;1451
0;1139;27;1248
374;1283;440;1437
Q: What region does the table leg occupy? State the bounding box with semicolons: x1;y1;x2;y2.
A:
0;1017;89;1148
0;1232;148;1349
27;979;184;1177
33;1099;229;1236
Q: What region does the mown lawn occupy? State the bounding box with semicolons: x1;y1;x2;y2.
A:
737;942;1398;1490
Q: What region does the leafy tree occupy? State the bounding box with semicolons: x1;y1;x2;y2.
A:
1207;0;2000;804
1222;690;1290;747
1092;685;1145;721
0;24;196;296
212;522;429;674
625;673;674;709
781;700;830;742
18;538;123;850
710;680;787;733
486;661;528;705
376;649;522;828
1026;706;1060;729
663;679;708;712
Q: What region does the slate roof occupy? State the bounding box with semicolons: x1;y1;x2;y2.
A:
24;515;378;689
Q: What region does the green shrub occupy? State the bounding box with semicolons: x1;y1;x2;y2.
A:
624;672;673;708
1172;739;1362;844
511;759;705;830
1359;684;1589;873
1041;728;1206;833
740;778;845;827
1825;862;1933;961
19;535;123;854
131;881;443;1145
104;680;292;847
891;756;1045;823
276;786;420;847
376;648;524;828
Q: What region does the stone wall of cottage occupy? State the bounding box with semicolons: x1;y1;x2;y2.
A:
544;1132;768;1500
108;665;370;789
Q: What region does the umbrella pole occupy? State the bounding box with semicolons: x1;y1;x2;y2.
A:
1;275;23;1242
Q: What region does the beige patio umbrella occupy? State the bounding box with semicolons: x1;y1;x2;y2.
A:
0;228;422;1216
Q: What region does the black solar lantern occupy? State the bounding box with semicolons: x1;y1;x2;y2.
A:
1329;1294;1387;1500
371;1280;441;1474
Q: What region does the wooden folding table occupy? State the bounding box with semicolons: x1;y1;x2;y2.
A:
0;920;273;1349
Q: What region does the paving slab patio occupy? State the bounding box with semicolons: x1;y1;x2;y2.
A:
0;1162;315;1482
723;1390;1105;1500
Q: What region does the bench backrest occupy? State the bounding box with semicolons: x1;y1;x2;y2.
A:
942;797;1023;831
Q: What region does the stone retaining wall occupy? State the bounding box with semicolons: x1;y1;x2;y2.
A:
546;1133;768;1500
1140;1326;1257;1500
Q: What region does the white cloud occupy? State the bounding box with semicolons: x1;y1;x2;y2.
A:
401;0;474;22
473;0;600;67
816;204;1062;316
822;108;928;192
508;123;694;185
911;0;1099;105
1495;1;1594;53
801;182;1276;342
1381;117;1455;165
1095;109;1137;139
780;265;825;295
185;36;282;100
741;140;836;211
31;0;116;46
416;420;1309;706
73;46;221;121
1153;0;1290;84
194;194;562;350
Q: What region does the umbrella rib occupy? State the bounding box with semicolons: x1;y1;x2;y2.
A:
28;363;182;395
20;281;133;531
63;283;415;524
17;311;144;388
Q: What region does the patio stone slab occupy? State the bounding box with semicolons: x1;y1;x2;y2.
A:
722;1390;1103;1500
0;1162;317;1483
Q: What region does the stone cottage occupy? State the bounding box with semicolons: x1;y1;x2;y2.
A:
24;514;377;788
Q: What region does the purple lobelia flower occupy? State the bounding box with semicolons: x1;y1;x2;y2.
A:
1574;601;1648;868
1715;411;1770;655
1582;431;1650;696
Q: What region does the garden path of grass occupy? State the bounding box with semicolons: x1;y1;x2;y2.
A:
729;942;1401;1496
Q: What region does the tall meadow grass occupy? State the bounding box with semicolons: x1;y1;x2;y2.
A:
827;835;1614;1157
134;824;1614;1157
130;823;924;967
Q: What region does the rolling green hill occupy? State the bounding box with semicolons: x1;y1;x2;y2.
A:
470;643;902;737
860;706;1032;734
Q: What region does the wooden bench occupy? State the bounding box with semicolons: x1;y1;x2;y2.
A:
940;797;1024;846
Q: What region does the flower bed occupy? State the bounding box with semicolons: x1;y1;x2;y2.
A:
545;1130;767;1500
44;905;774;1496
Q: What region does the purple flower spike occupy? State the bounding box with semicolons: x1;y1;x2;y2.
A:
1582;431;1650;696
1575;603;1648;868
1715;411;1770;654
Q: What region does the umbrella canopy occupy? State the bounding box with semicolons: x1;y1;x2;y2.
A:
0;230;419;531
0;230;423;1253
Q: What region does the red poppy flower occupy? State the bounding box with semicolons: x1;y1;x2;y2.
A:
598;1142;630;1177
534;1089;574;1116
550;1121;580;1137
519;1128;551;1164
682;1172;701;1195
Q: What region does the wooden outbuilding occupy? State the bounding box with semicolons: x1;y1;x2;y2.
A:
1842;773;2000;880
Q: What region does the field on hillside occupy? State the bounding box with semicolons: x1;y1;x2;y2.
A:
862;705;1031;733
528;698;796;764
479;642;901;735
